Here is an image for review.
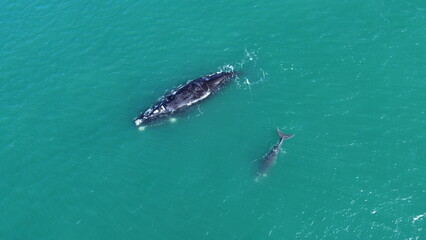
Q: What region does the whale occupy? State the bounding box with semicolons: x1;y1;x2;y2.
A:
134;71;237;129
255;129;294;181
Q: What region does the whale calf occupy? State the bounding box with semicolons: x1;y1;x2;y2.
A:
256;129;294;181
134;71;237;129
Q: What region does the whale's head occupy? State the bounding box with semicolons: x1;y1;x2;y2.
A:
134;118;144;126
134;103;167;127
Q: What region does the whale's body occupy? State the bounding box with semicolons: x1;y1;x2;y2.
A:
256;129;294;181
134;71;236;128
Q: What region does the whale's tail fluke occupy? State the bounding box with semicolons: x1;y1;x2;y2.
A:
277;128;294;141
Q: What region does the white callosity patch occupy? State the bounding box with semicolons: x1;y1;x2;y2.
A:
135;119;142;126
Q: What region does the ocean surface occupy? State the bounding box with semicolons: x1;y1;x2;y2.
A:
1;0;425;239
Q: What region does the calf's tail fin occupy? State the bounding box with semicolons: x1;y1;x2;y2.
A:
277;128;294;141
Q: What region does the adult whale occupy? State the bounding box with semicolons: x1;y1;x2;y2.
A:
134;71;237;129
256;129;294;181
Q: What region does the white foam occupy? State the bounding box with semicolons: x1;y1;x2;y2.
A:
220;64;234;72
413;213;425;223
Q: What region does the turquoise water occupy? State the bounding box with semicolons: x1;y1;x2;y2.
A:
1;0;425;239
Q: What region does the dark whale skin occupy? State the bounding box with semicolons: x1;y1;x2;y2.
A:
256;129;294;181
134;71;236;127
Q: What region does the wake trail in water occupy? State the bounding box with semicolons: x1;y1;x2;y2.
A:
219;49;269;96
